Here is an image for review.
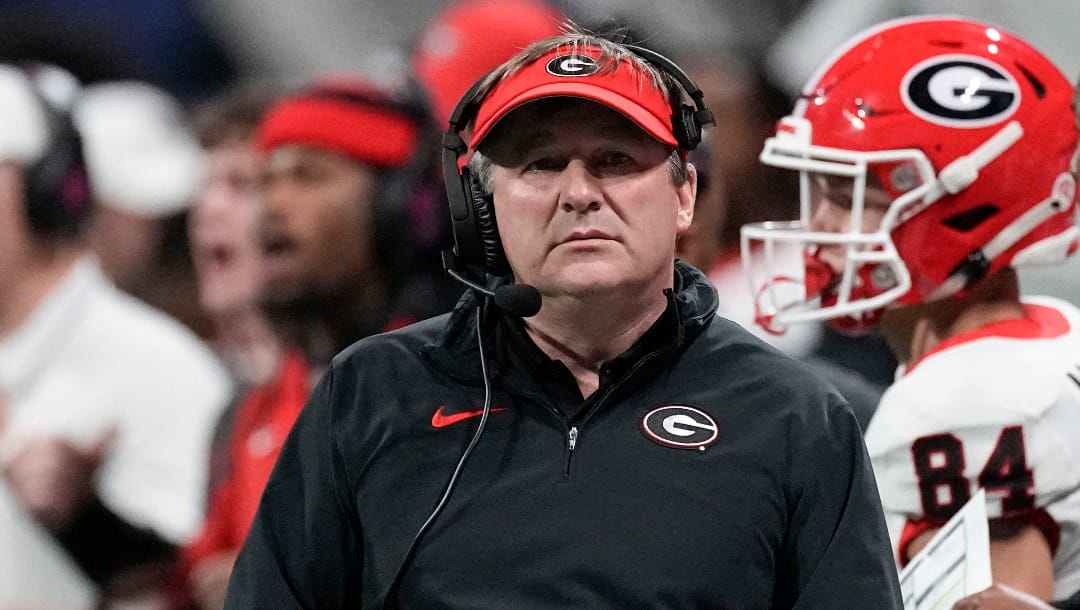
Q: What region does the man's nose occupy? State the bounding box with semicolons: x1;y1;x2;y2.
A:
558;159;602;213
807;196;849;233
806;196;853;271
193;179;231;222
261;176;293;217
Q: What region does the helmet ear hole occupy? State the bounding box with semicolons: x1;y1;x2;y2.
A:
943;204;1000;232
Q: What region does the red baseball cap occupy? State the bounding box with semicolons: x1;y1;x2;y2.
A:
469;45;678;150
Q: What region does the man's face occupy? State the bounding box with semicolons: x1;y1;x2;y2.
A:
188;139;266;316
805;171;893;275
482;100;695;298
258;145;379;307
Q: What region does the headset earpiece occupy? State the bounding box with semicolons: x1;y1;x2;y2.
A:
22;86;92;238
465;169;509;276
626;44;715;153
441;85;490;276
675;103;702;151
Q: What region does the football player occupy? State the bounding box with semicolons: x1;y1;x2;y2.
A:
741;16;1080;603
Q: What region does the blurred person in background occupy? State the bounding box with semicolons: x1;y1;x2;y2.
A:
76;80;211;337
255;74;458;367
742;17;1080;603
170;74;457;610
188;84;284;388
0;63;230;608
168;85;288;610
168;83;288;610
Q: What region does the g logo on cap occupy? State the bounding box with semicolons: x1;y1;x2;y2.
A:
546;54;600;77
901;54;1021;128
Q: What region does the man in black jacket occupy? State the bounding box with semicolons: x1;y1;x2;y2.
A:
225;29;903;609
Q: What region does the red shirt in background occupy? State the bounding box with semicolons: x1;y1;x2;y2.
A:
171;351;310;606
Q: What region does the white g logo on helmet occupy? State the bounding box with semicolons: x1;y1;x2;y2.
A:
901;54;1021;128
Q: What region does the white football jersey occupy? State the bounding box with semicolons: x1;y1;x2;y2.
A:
865;296;1080;600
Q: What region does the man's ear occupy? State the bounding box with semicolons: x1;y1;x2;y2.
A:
675;162;697;236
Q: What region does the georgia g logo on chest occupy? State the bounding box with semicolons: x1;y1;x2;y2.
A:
641;405;719;450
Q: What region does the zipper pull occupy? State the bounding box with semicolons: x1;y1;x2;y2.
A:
568;426;579;452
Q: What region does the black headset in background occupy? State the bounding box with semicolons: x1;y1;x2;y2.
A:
439;44;715;283
19;66;93;238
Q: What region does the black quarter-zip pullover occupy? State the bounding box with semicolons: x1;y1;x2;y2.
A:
225;262;903;609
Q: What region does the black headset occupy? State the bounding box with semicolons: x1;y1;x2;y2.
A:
439;44;715;281
20;67;93;238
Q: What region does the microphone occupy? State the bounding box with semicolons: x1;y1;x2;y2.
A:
493;284;542;318
443;255;542;317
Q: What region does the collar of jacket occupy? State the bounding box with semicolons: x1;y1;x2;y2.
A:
419;260;718;386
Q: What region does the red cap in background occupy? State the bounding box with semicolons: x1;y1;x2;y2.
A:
410;0;565;127
257;75;420;168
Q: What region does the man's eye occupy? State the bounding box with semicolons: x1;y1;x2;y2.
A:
291;164;325;183
598;151;631;167
825;192;854;209
228;172;259;193
811;175;856;209
524;158;563;173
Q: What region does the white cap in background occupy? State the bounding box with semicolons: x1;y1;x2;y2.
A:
73;82;204;218
0;65;51;165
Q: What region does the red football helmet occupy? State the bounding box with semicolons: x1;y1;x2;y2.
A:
741;16;1079;334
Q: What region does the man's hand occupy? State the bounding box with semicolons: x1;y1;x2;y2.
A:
953;583;1055;610
1;428;116;532
190;551;238;610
